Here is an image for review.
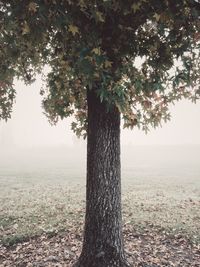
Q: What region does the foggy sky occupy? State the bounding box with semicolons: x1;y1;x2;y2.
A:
0;77;200;149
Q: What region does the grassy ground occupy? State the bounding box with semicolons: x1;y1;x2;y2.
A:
0;162;199;246
0;146;200;266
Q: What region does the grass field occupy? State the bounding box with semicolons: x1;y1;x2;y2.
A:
0;145;200;266
0;145;199;245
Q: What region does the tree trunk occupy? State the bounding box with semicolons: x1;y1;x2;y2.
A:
74;89;131;267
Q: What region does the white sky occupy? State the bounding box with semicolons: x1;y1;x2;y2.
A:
0;77;200;148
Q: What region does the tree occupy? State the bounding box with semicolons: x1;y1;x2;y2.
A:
0;1;199;266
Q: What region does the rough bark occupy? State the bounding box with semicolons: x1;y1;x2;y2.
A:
74;89;131;267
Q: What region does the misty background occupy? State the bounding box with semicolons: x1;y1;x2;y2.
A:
0;77;200;184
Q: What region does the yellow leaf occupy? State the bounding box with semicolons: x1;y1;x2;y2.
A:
68;24;79;36
153;13;160;21
22;22;30;35
115;101;123;113
28;2;38;13
85;55;93;61
131;3;141;13
79;0;87;8
92;48;101;55
104;60;113;68
94;73;100;78
96;11;105;22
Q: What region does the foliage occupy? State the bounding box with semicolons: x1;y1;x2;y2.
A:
0;0;200;134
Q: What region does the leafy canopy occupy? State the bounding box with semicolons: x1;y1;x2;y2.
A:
0;0;200;136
